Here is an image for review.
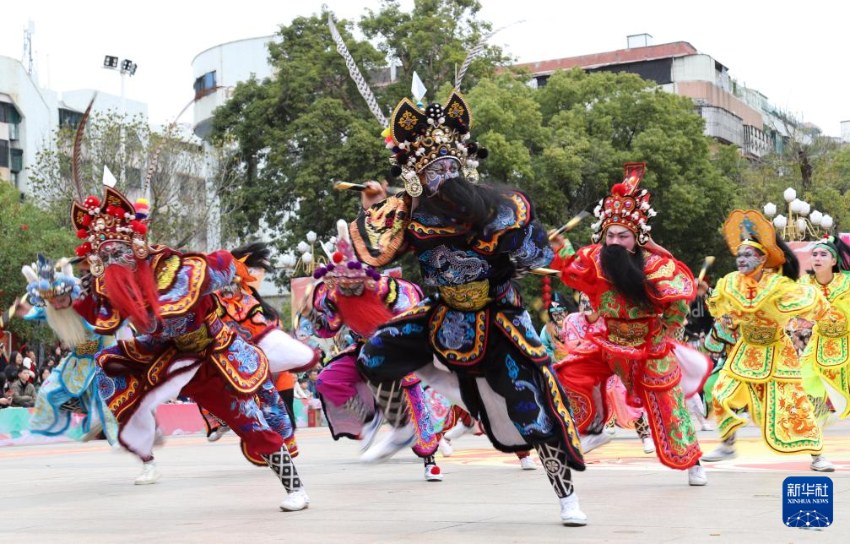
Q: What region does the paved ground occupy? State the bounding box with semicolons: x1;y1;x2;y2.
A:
3;422;849;543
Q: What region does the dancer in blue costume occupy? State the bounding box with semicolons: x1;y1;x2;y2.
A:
21;255;119;444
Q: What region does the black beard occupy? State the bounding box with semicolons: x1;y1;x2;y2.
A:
599;244;656;308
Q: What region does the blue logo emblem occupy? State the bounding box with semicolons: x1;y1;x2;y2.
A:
782;476;833;528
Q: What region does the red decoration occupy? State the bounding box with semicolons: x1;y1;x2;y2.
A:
75;242;92;257
332;251;344;264
541;276;552;308
611;183;627;196
76;229;88;239
130;220;147;235
84;196;101;208
107;205;125;218
81;214;93;227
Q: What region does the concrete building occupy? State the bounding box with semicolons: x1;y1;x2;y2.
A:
515;35;801;159
191;35;277;140
1;54;147;195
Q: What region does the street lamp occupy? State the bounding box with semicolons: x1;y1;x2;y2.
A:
762;187;833;241
103;55;138;184
282;231;329;277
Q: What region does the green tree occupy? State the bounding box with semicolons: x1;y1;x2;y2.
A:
28;111;231;251
0;182;77;345
210;1;506;263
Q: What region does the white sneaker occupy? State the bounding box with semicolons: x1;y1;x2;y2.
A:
641;436;656;454
360;423;415;463
134;461;160;485
579;432;612;454
701;444;736;462
438;437;454;457
207;425;229;442
810;455;835;472
519;456;537;470
443;423;475;442
559;493;588;526
359;412;384;453
279;489;310;511
688;464;707;486
424;464;443;482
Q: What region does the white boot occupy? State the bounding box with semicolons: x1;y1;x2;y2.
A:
443;422;475;442
519;456;537;470
207;425;229;442
641;436;656;454
688;464;707;486
701;443;736;462
360;423;415;463
134;461;160;485
559;493;588;526
279;489;310;511
810;455;835;472
424;463;443;482
359;412;384;453
438;437;454;457
579;432;612;454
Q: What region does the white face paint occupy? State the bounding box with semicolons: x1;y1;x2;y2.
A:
736;245;766;275
420;158;461;194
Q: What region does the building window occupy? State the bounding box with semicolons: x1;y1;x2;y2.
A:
0;102;22;124
11;149;23;173
193;71;218;100
59;108;84;129
0;140;9;168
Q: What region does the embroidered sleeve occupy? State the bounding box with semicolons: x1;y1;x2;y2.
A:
775;279;829;320
349;195;411;267
204;250;236;295
551;245;602;296
646;256;696;306
72;290;122;335
661;299;689;335
486;192;552;276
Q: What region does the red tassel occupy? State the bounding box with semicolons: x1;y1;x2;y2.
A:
75;242;92;257
81;214;93;227
611;183;627;196
130;220;147;235
76;229;88;239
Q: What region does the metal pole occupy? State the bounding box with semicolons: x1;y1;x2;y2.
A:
120;69;126;184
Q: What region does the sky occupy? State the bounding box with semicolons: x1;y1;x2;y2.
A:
2;0;847;136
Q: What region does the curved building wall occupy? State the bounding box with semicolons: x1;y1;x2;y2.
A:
191;36;276;139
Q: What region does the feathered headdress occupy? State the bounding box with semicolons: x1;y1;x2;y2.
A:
21;255;80;306
67;95;151;277
591;163;655;245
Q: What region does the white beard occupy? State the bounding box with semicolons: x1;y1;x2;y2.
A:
45;305;90;348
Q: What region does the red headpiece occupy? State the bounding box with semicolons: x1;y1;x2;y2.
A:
70;187;150;277
591;163;655;245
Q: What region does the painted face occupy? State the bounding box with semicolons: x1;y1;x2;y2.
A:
47;294;73;310
550;309;566;326
604;225;637;252
736;245;766;275
578;294;592;314
98;241;136;270
811;246;837;273
420;157;461;194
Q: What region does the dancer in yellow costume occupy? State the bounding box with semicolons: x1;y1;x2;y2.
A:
799;235;850;422
702;210;834;472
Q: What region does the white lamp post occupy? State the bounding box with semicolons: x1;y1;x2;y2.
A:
103;55;138;185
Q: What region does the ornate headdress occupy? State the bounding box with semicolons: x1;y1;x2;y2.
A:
67;95;151;278
326;11;495;197
591;163;655;244
722;209;785;268
386;92;486;196
313;219;381;294
70;187;150;277
21;255;80;306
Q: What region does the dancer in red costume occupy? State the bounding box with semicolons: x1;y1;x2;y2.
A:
70;179;309;510
549;163;709;486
